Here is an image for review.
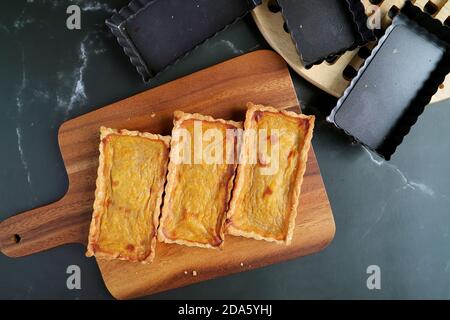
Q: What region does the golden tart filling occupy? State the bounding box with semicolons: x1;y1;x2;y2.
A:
158;111;242;249
86;127;170;263
226;103;315;244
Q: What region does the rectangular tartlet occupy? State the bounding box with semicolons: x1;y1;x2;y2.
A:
277;0;374;68
226;103;315;244
106;0;262;81
158;111;242;249
86;127;170;263
327;1;450;160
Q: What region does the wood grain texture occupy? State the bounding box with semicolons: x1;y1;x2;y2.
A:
0;50;335;299
99;147;334;300
253;0;450;104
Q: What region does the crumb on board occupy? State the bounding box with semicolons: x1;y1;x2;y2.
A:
240;262;244;267
192;270;197;276
151;113;156;118
184;270;188;275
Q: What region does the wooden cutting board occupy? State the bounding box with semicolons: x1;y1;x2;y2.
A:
0;50;335;299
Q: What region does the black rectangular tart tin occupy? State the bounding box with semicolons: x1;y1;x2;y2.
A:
106;0;262;82
277;0;375;68
327;1;450;160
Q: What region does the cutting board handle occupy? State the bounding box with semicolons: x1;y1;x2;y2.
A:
0;194;92;258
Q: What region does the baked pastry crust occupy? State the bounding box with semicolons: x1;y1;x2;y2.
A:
158;111;242;249
226;103;315;244
86;127;170;263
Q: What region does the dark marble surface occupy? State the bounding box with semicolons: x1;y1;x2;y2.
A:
0;0;449;299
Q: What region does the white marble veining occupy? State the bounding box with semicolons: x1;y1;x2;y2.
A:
362;146;384;166
80;1;116;13
68;41;88;113
211;40;261;56
362;146;438;199
93;47;108;55
359;206;387;240
16;127;31;186
247;43;262;52
16;0;115;13
217;40;244;55
12;5;35;31
16;49;27;114
58;38;89;117
408;182;435;197
359;146;449;240
32;89;50;101
9;1;113;119
13;16;34;30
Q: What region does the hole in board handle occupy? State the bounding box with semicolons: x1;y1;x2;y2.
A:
12;234;21;244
